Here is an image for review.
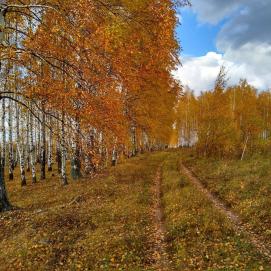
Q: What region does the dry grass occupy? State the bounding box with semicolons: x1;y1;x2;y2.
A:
162;151;271;270
0;153;168;271
2;150;270;271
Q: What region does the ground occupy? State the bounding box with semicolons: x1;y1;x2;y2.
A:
0;150;271;270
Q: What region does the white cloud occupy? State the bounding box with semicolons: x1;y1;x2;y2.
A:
174;43;271;94
176;0;271;94
174;52;224;94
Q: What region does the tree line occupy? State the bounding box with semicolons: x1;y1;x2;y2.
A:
0;0;189;211
175;67;271;159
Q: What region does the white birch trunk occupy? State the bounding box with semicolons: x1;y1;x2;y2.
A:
112;147;117;166
35;116;41;164
40;109;46;180
84;129;95;175
61;112;68;185
8;99;14;180
1;99;6;168
29;104;37;183
15;103;26;186
47;116;53;172
71;117;81;180
26;111;30;172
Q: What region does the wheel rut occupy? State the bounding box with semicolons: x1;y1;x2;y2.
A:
181;163;271;263
151;166;172;271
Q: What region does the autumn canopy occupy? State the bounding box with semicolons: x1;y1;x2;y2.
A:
0;0;187;210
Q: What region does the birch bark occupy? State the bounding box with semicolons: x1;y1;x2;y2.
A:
15;103;26;186
47;116;53;171
8;99;14;180
29;103;37;183
40;106;46;180
61;112;68;185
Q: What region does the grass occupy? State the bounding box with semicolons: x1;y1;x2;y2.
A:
1;150;271;270
0;152;169;271
162;151;271;270
182;150;271;246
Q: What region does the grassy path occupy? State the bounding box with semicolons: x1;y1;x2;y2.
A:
1;150;271;270
151;165;172;271
181;163;271;263
162;152;271;270
182;151;271;249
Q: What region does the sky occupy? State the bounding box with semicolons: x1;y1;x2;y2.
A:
174;0;271;95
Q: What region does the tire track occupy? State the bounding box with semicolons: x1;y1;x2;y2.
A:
151;166;172;271
181;163;271;263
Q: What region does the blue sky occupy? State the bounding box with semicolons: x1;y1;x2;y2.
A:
174;1;271;93
176;9;221;57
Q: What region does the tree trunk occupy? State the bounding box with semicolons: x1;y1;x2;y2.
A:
8;99;14;180
40;107;46;180
56;116;61;174
56;141;61;174
29;104;37;183
15;103;26;186
1;99;6;169
18;146;26;186
61;112;68;185
131;126;137;157
241;135;249;161
0;159;11;212
35;117;41;164
71;118;81;180
111;147;117;166
47;117;53;172
84;129;95;175
0;99;11;211
26;111;30;172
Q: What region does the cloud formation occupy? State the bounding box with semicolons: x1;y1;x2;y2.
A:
177;0;271;92
191;0;242;25
174;52;224;93
216;0;271;50
174;45;271;95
